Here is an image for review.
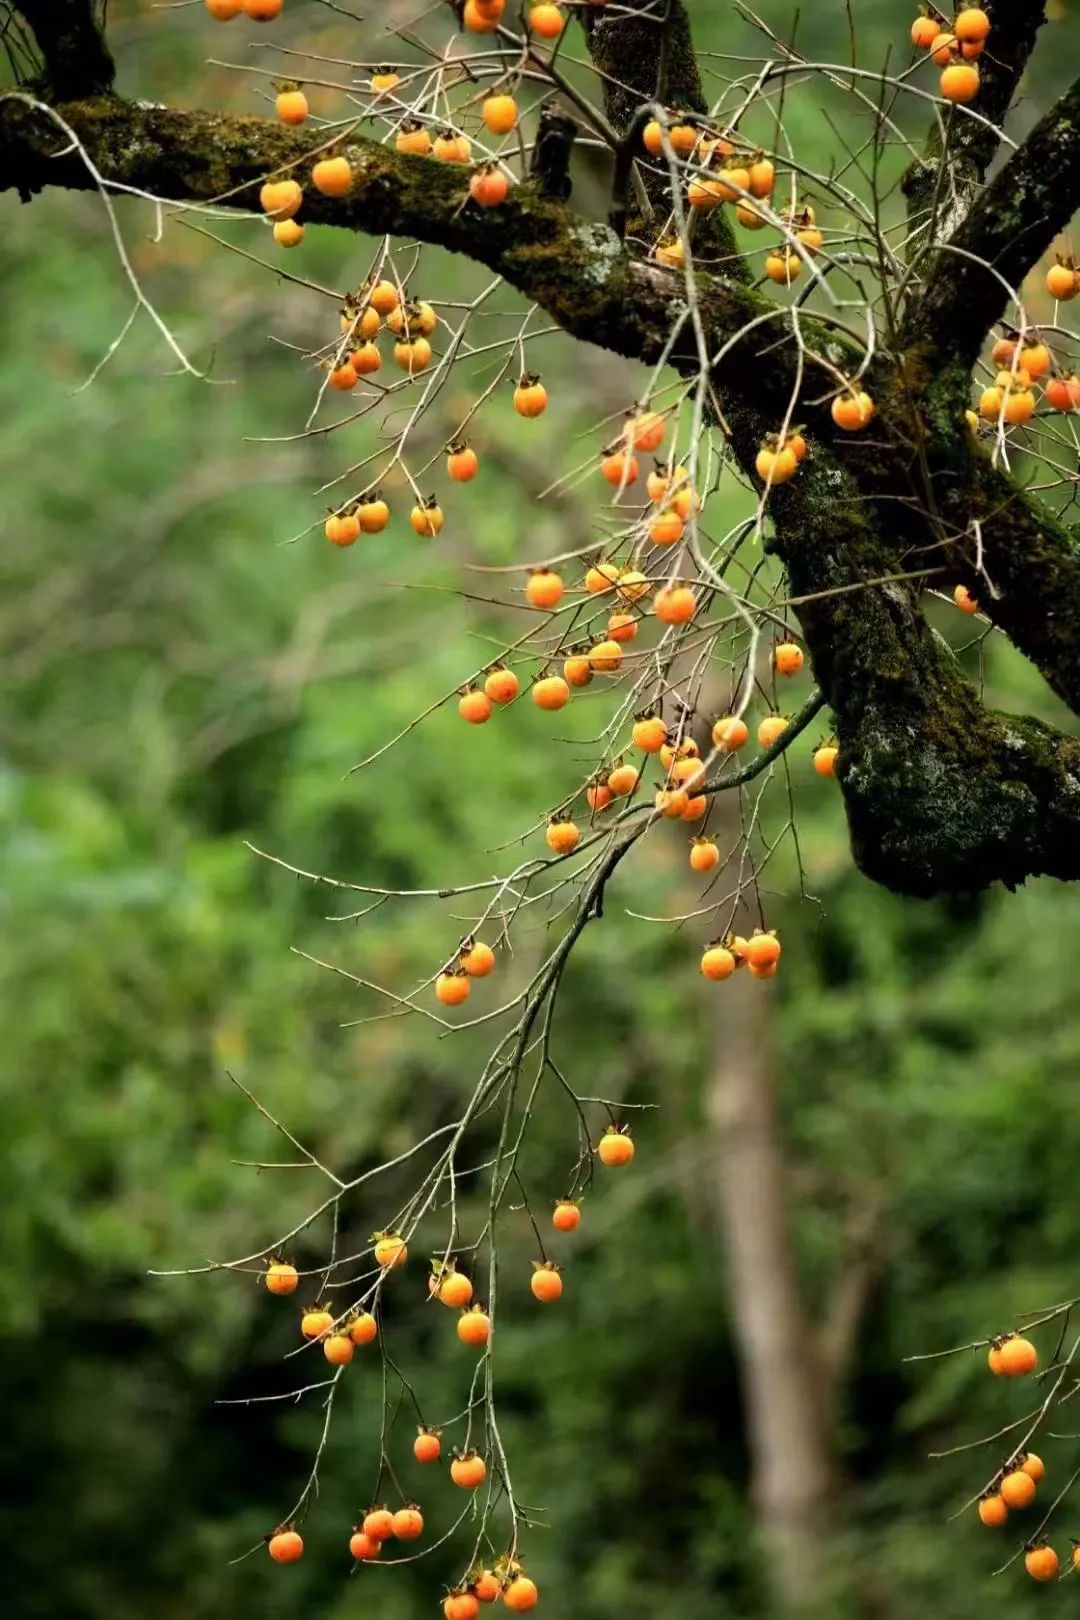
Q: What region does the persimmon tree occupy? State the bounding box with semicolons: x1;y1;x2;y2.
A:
4;0;1080;1600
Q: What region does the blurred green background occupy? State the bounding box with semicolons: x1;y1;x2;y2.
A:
3;1;1080;1616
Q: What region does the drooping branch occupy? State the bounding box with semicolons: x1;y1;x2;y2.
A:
906;71;1080;365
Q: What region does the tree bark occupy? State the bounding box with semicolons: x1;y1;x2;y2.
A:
704;972;835;1613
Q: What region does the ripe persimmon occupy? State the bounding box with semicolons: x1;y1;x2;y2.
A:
744;931;781;969
608;611;639;643
482;92;518;134
533;675;571;711
446;1593;481;1620
349;1529;382;1560
433;132;472;163
633;715;668;752
831;391;875;430
411;499;444;536
311;156;353;196
414;1428;442;1463
273;219;305;247
484;668;519;706
450;1451;488;1487
205;0;243;19
617;569;651;603
953;7;990;42
998;1335;1038;1376
1025;1545;1059;1582
525;568;564;609
977;1493;1008;1527
701;944;736;980
597;1128;634;1166
459;688;492;725
1045;374;1080;412
374;1233;408;1268
656;786;690;819
436;969;470;1006
999;1470;1036;1509
530;1262;563;1302
713;716;749;750
324;1331;355;1365
940;62;979;101
1046;261;1080;301
813;744;839;777
563;653;593;687
448;443;479;481
300;1306;333;1339
268;1527;304;1562
243;0;283;20
585;561;621;593
357;494;389;533
954;584;978;614
363;1508;395;1542
756;444;798;484
1019;341;1051;380
503;1576;539;1612
765;250;801;284
649;508;684;546
437;1269;475;1308
929;31;958;65
600;447;639;486
627;409;666;452
266;1259;299;1295
470;165;510;207
528;0;564;36
513;375;548;417
275;86;308;125
546;818;580;855
655;585;696;624
552;1200;581;1232
910;15;939;47
690;839;720;873
350;1311;378;1345
259;178;302;219
396;122;432;156
588;639;623;674
586;780;613;812
472;1570;502;1603
607;763;639;795
394;336;432;373
774;641;804;676
349;341;381;375
1021;1452;1046;1482
457;1308;491;1347
758;714;789;748
392;1507;423;1540
461;939;496;977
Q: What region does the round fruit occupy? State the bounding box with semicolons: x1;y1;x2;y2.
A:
713;716;749;750
300;1307;333;1339
1025;1545;1059;1582
530;1263;563;1302
414;1428;441;1463
324;1332;354;1365
758;715;789;748
459;689;492;725
597;1130;634;1166
607;764;639;795
774;641;804;676
552;1200;580;1232
940;63;980;102
483;93;518;134
446;1593;481;1620
999;1469;1036;1509
977;1493;1007;1527
701;945;736;981
259;178;302;219
484;668;519;706
472;1570;502;1603
273;219;305;247
998;1335;1038;1376
374;1234;408;1268
954;584;978;614
953;7;990;43
690;839;720;873
470;166;510;208
633;715;667;752
654;585;696;624
756;445;797;485
363;1508;395;1541
744;931;781;969
533;676;571;711
438;1269;475;1308
813;744;839;778
268;1528;304;1562
448;445;479;481
563;654;592;687
275;88;309;125
1022;1452;1046;1482
392;1507;423;1540
349;1530;381;1560
831;391;874;430
350;1311;377;1345
525;569;564;609
450;1452;488;1488
601;449;639;486
514;377;548;417
411;501;444;536
461;940;496;977
266;1260;299;1295
457;1307;491;1346
545;818;580;855
1046;262;1079;301
503;1576;539;1612
311;156;353;197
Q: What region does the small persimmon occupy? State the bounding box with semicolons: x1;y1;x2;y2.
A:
414;1428;442;1463
953;6;990;42
324;1331;355;1365
999;1469;1037;1509
259;178;302;219
813;744;839;777
831;391;875;430
268;1528;304;1562
765;251;801;284
350;1311;377;1344
275;87;309;125
394;336;433;373
528;1;564;37
513;376;548;417
446;1593;481;1620
463;0;501;28
448;443;479;481
483;93;518;134
300;1306;333;1339
243;0;283;19
349;1530;382;1560
654;237;685;269
690;839;720;873
457;1308;491;1347
633;715;668;752
586;780;614;812
1025;1545;1059;1583
552;1200;581;1232
563;654;593;687
503;1576;539;1612
531;1262;563;1302
433;132;472;164
363;1508;395;1542
713;716;749;750
597;1129;634;1166
755;444;798;485
437;971;471;1006
396;122;432;156
998;1335;1038;1376
410;500;444;537
940;62;979;101
273;219;305;247
649;509;685;545
461;939;496;977
450;1452;488;1488
775;641;804;676
1021;1453;1046;1482
659;737;698;772
266;1260;299;1295
607;763;639;795
1046;261;1080;301
484;668;519;705
589;639;623;674
585;561;622;593
205;0;243;18
459;689;492;725
655;585;696;624
1045;374;1080;412
701;944;736;980
748;156;776;199
617;569;651;603
329;362;357;392
954;584;978;614
1019;341;1051;380
601;448;639;486
546;818;580;855
357;494;389;533
627;409;666;452
374;1233;408;1268
533;675;571;711
744;930;781;969
910;15;939;47
656;786;690;819
977;1494;1008;1527
470;165;510;207
525;569;564;609
311;156;353;196
608;611;638;643
472;1571;502;1603
350;341;381;375
392;1507;423;1541
437;1268;475;1308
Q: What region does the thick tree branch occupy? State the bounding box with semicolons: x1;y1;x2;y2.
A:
901;0;1048;232
906;71;1080;365
16;0;114;98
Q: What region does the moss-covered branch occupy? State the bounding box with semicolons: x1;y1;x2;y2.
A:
905;71;1080;366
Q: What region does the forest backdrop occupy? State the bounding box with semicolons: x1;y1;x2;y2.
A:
3;0;1080;1615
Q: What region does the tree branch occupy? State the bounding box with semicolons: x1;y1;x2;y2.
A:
15;0;115;99
906;70;1080;365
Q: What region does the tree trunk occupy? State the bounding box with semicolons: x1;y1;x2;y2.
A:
704;972;835;1613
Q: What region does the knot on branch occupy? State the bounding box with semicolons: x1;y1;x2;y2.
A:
529;101;576;199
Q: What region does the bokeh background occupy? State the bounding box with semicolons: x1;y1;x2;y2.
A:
3;1;1080;1615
